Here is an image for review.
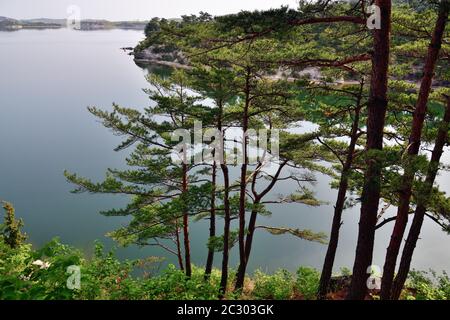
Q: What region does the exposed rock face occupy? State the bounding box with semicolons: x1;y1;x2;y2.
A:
134;45;189;67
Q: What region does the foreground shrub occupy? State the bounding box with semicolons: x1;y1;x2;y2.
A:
2;234;450;300
253;269;294;300
403;270;450;300
295;267;320;300
142;264;221;300
0;238;82;300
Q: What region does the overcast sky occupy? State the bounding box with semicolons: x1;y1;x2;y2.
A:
0;0;299;21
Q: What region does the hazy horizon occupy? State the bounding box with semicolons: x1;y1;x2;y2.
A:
0;0;298;21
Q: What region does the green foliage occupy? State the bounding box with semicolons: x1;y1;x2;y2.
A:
253;269;294;300
0;202;26;249
2;233;450;300
295;267;320;300
64;70;217;266
252;267;321;300
144;18;161;37
142;264;223;300
259;226;328;245
0;236;221;300
207;230;239;252
75;242;142;300
403;270;450;300
0;237;82;300
339;267;352;277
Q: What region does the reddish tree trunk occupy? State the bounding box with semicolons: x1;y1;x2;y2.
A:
236;161;287;287
318;102;362;299
182;163;192;277
216;101;232;295
347;0;392;300
205;162;217;279
244;204;260;263
175;219;184;271
235;68;251;291
219;164;231;296
391;98;450;300
236;162;248;289
380;3;448;300
235;204;259;290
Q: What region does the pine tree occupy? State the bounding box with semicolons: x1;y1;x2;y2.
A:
392;95;450;299
0;201;26;249
187;65;237;285
65;70;213;277
312;79;369;299
380;0;449;299
348;0;393;300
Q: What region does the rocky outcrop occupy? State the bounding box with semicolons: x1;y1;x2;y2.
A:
133;45;190;69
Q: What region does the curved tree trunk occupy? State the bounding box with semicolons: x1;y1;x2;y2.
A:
347;0;392;300
236;202;260;286
391;97;450;300
244;205;260;263
236;160;287;289
380;3;448;300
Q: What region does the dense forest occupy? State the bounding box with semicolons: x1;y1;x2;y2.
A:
2;0;450;300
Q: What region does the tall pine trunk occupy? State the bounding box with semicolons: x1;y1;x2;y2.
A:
235;204;259;292
205;162;217;279
182;163;192;277
347;0;392;300
235;68;251;291
318;101;362;299
219;164;231;296
237;161;287;289
217;103;231;296
391;97;450;300
175;219;184;271
380;3;448;299
244;206;259;263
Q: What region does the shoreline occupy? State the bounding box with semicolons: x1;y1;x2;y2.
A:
133;58;192;70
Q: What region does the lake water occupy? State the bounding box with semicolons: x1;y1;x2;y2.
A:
1;29;449;275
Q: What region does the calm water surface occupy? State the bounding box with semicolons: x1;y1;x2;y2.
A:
1;29;449;274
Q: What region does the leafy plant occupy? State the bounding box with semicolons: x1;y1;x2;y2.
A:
253;269;294;300
295;267;320;300
403;270;450;300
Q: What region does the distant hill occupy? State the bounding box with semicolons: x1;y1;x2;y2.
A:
0;16;15;22
0;17;148;31
24;18;68;25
